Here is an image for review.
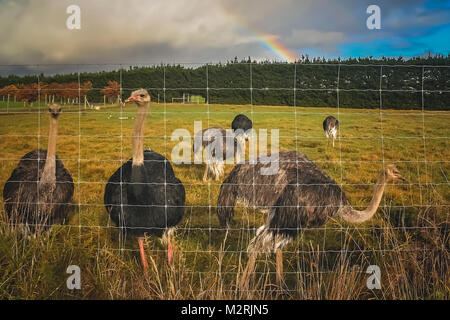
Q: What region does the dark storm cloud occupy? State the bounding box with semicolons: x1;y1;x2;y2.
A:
0;0;448;75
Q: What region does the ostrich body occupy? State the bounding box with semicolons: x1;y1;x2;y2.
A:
104;89;185;271
193;127;241;182
217;151;403;287
232;114;253;143
3;104;74;233
193;114;252;182
323;116;339;147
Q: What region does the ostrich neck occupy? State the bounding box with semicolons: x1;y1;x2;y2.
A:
132;102;149;167
40;116;58;184
340;173;387;224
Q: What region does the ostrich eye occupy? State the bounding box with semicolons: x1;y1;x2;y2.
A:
140;94;145;98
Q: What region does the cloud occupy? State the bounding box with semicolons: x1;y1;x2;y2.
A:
287;29;347;53
0;0;448;72
0;0;246;65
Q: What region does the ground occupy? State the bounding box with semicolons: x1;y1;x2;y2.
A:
0;102;448;299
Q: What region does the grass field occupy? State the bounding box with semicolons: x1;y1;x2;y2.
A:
0;103;448;299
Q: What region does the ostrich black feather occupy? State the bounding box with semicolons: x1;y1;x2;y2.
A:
231;114;253;134
104;150;185;238
3;149;74;232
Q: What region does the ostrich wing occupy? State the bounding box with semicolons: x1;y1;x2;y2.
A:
3;149;74;229
104;150;185;237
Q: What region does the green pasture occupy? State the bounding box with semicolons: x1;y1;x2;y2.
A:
0;103;448;299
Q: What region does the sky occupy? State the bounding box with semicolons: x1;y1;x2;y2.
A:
0;0;449;74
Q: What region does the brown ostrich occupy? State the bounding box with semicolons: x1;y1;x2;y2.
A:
193;127;241;182
193;114;253;182
217;151;404;287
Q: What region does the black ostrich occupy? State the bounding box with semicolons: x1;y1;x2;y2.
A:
3;104;74;233
217;151;404;286
323;115;339;147
231;114;253;142
104;89;185;271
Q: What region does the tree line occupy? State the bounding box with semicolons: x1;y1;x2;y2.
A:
0;55;448;110
0;81;123;108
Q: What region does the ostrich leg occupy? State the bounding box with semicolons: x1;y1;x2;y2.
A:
275;248;285;288
332;129;337;148
203;163;209;182
138;237;149;276
167;242;173;266
163;228;175;266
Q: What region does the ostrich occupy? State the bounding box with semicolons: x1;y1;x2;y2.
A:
232;114;253;144
104;89;185;272
217;151;404;287
3;104;74;233
193;127;241;182
323;116;339;147
193;114;253;182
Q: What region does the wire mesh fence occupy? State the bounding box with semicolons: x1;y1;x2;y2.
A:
0;62;448;299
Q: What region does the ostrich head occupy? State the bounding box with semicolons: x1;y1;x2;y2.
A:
384;164;405;182
125;89;150;106
48;104;61;119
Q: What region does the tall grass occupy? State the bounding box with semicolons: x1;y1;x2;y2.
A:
1;204;447;299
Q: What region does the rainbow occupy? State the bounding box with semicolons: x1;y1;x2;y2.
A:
254;33;297;63
223;5;297;63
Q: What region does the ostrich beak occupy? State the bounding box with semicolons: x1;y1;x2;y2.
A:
125;96;137;103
